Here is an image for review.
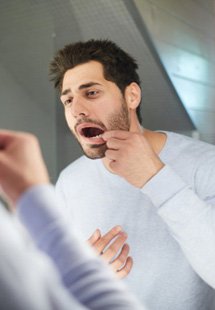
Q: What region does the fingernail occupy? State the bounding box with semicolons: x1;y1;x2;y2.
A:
114;225;122;232
95;229;101;236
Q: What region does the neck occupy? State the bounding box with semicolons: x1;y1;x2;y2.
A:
129;111;143;133
143;129;167;154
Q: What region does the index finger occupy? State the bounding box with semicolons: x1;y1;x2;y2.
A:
102;130;130;141
94;225;122;253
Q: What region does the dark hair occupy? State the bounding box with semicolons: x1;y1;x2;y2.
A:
49;39;142;123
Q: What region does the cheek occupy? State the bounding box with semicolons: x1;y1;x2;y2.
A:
65;111;75;129
64;109;71;121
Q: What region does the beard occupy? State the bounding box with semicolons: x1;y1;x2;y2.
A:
73;101;130;159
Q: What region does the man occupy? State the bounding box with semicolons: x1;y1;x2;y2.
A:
51;39;215;309
0;130;144;310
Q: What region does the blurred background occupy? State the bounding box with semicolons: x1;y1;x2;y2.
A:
0;0;214;181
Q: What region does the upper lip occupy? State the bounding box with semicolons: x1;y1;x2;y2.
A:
76;123;105;137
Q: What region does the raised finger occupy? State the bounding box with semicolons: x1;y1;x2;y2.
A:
102;232;127;262
94;225;122;253
106;138;127;150
111;243;130;271
117;256;133;279
87;229;101;246
102;130;130;141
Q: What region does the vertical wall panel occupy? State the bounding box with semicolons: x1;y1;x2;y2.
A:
135;0;215;143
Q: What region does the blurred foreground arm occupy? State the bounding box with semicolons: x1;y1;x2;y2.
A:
0;130;144;310
0;202;86;310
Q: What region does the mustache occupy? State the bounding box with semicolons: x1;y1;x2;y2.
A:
75;118;106;131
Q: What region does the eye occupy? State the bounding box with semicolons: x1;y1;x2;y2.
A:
63;98;73;106
87;90;99;97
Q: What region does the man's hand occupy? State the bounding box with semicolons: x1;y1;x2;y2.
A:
102;130;164;188
88;226;133;279
0;130;49;206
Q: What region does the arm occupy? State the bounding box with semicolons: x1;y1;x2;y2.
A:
0;130;144;310
142;165;215;289
0;203;86;310
103;129;215;288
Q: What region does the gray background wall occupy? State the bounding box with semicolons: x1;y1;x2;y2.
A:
135;0;215;143
0;0;214;181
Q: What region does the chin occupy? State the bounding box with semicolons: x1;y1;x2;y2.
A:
82;144;107;159
85;153;105;160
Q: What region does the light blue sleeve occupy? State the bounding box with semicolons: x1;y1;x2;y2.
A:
142;165;215;289
0;203;86;310
17;184;145;310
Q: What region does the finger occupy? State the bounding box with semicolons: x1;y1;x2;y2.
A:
116;256;133;279
102;130;130;141
87;229;101;246
105;149;119;161
106;138;127;150
111;243;130;271
104;157;122;174
102;232;127;262
93;225;122;253
0;129;24;142
0;130;35;151
0;130;15;150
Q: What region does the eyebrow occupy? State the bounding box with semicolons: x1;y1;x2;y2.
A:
61;82;102;97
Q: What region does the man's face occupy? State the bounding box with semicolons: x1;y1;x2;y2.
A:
60;61;130;159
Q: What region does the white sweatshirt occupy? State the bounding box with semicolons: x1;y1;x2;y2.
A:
56;131;215;310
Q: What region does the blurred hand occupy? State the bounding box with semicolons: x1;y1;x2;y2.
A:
88;226;133;279
0;130;49;206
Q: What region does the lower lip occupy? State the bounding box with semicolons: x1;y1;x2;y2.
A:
80;135;105;145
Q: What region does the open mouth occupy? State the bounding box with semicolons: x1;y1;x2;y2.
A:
81;127;104;138
76;123;105;142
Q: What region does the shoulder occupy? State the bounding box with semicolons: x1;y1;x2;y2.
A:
163;132;215;196
163;131;215;161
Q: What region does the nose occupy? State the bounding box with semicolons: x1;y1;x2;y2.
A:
71;97;89;118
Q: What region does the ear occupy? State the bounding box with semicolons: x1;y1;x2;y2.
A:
124;82;141;110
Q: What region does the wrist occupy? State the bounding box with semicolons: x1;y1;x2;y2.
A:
10;179;50;208
138;162;165;188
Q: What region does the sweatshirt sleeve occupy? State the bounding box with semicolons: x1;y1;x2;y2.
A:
17;184;144;310
0;204;86;310
141;165;215;289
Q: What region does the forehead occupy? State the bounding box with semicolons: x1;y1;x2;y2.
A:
62;61;106;90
